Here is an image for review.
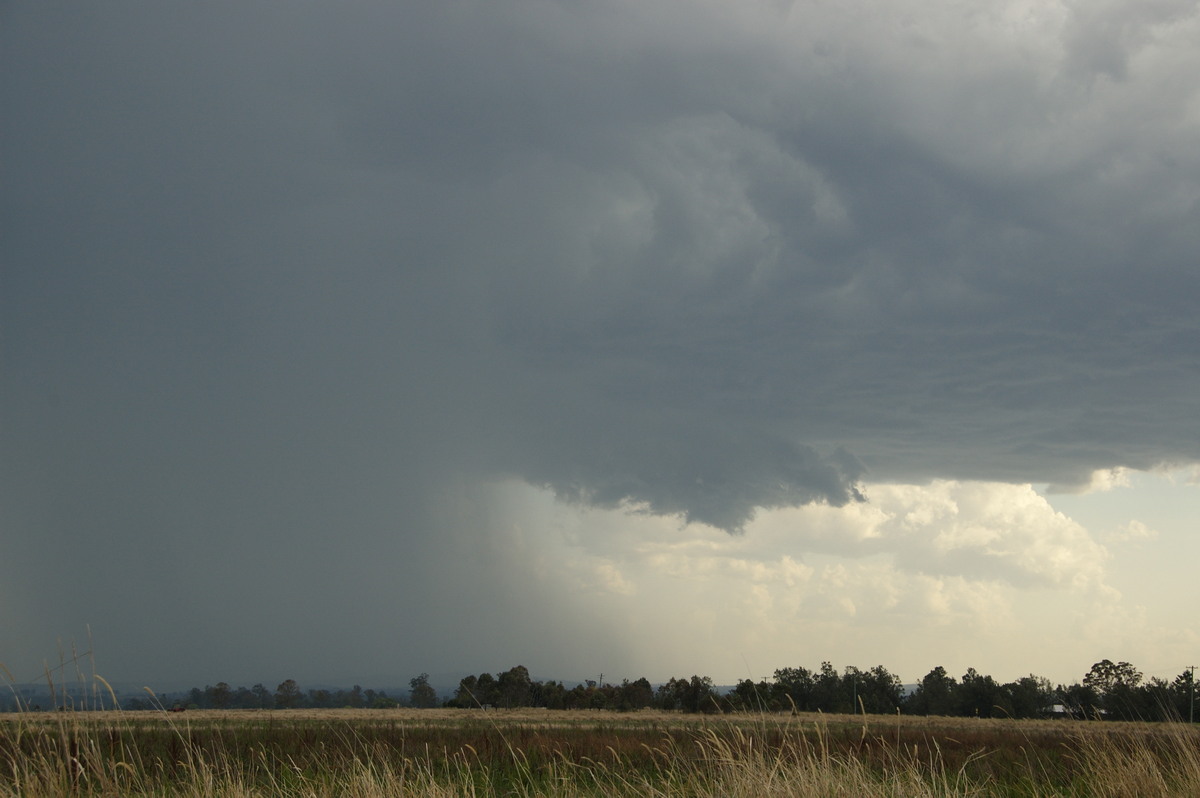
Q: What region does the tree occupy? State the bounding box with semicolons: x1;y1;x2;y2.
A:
533;679;567;709
1171;669;1198;722
275;679;303;709
450;672;502;707
409;673;439;708
206;682;232;710
617;678;654;711
232;686;257;708
1001;675;1054;719
906;666;957;716
1083;660;1142;695
1060;681;1101;718
773;667;815;712
657;676;710;710
856;665;903;714
957;668;1003;718
668;675;719;713
565;682;594;710
371;691;399;709
813;662;846;713
497;666;533;708
730;678;776;712
1139;677;1174;722
474;673;499;706
252;684;272;708
451;675;479;708
1083;660;1143;720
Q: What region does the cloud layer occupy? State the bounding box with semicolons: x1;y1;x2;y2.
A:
3;0;1199;684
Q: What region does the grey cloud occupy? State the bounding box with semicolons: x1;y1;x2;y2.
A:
1062;0;1196;80
7;0;1200;526
3;0;1200;681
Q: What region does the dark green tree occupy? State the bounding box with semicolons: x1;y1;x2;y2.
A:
497;666;533;708
371;691;399;709
1083;660;1142;694
232;686;257;708
855;665;903;714
409;673;439;708
617;677;654;711
956;668;1003;718
275;679;303;709
564;682;594;709
657;672;720;710
774;667;815;712
533;679;567;709
1139;677;1175;722
1060;681;1101;718
206;682;232;709
1171;669;1198;722
905;666;957;716
674;675;719;713
450;675;479;708
1000;675;1054;719
813;662;846;713
474;673;500;706
1083;660;1143;720
252;684;272;708
730;678;777;712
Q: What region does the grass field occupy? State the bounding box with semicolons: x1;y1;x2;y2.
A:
2;706;1199;796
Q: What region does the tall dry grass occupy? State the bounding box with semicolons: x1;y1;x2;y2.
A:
2;700;1199;796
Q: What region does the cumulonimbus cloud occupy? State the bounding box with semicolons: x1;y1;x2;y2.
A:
4;0;1200;683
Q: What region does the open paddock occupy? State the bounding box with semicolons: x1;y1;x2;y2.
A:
2;707;1198;796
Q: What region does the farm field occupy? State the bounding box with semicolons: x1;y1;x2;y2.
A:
2;707;1199;796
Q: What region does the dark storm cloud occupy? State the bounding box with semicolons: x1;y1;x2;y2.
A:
3;1;1199;681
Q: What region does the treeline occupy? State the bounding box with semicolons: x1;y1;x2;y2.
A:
449;660;1198;721
115;680;402;712
738;660;1196;721
14;659;1194;721
444;663;914;714
446;666;660;711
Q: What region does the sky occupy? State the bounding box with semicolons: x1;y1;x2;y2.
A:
3;0;1199;693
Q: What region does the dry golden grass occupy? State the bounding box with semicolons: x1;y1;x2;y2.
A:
2;706;1198;796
